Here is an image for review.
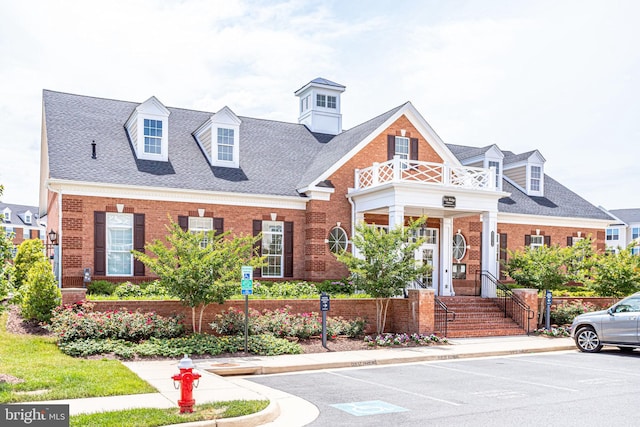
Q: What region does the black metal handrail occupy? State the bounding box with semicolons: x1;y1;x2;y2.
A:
479;270;534;335
434;297;456;337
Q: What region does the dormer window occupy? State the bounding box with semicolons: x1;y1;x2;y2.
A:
143;119;163;154
24;210;32;224
194;106;241;169
488;161;501;189
2;208;10;223
217;128;235;162
125;96;170;162
530;166;541;192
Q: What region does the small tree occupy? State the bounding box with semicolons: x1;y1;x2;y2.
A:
336;217;431;334
0;185;15;300
591;245;640;297
12;238;47;294
133;218;265;333
20;260;61;323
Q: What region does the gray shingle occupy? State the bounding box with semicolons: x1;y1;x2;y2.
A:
609;209;640;224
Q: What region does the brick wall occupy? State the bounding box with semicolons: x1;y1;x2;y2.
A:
88;291;437;335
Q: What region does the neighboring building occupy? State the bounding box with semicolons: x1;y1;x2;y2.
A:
0;202;47;255
39;78;614;295
603;209;640;255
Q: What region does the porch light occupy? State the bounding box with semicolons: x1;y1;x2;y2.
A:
48;229;58;244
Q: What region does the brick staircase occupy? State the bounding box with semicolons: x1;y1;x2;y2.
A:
437;296;527;338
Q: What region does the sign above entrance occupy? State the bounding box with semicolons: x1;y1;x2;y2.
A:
442;196;456;208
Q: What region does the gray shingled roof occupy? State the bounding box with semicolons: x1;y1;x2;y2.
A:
502;150;538;165
296;104;406;188
43;90;343;197
446;144;494;162
43;90;613;222
498;177;613;220
609;209;640;224
0;202;43;226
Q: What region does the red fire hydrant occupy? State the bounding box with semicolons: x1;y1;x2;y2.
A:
172;354;201;413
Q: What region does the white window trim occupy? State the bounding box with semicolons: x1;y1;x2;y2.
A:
188;217;213;248
530;235;544;249
2;208;11;222
327;226;348;254
527;164;544;196
106;213;134;276
261;220;284;278
606;228;620;241
209;107;241;168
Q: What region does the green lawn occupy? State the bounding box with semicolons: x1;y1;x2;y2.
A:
0;312;156;403
69;400;269;427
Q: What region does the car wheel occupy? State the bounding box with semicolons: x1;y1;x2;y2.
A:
575;327;602;353
618;347;635;352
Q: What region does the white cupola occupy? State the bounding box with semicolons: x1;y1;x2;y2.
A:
294;78;345;135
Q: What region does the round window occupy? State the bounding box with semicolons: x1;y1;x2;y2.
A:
453;233;467;261
328;227;348;254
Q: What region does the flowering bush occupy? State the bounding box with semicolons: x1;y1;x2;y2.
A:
210;306;365;339
46;301;185;343
364;333;448;347
114;282;143;298
534;326;570;337
551;300;599;325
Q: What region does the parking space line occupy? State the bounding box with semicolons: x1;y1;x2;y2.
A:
328;371;462;406
426;364;578;392
510;355;640;377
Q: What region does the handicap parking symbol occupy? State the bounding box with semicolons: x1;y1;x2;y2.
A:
330;400;408;416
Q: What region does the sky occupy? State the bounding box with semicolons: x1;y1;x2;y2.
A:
0;0;638;211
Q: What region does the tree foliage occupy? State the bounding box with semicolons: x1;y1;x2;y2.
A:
335;217;431;334
133;218;265;332
20;259;61;323
0;185;15;299
591;245;640;297
12;238;47;294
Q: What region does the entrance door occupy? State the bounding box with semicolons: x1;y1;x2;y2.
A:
415;228;439;292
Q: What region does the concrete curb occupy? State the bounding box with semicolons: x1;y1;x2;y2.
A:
161;400;280;427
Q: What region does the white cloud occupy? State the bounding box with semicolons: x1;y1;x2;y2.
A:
0;0;639;211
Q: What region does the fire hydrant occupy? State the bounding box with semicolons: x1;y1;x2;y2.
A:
172;354;201;413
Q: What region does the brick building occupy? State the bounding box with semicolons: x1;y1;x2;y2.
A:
39;78;614;295
0;202;47;255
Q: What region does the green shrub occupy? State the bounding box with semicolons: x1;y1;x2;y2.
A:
252;281;319;298
20;260;61;323
12;239;47;299
551;300;599;325
317;279;356;295
114;282;144;298
57;334;302;358
87;280;117;295
140;280;169;297
46;302;185;342
210;306;365;339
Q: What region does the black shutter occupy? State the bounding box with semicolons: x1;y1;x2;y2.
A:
567;236;573;247
284;221;294;277
214;218;224;235
544;235;551;246
410;138;419;161
94;212;106;276
253;220;262;278
499;234;508;280
524;235;531;247
133;213;145;276
387;135;395;160
178;215;188;231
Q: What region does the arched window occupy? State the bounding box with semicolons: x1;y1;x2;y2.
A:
453;233;467;261
327;226;348;254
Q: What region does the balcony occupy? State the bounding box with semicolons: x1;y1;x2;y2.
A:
354;157;496;191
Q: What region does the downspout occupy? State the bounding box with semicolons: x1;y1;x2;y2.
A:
347;195;356;256
47;183;62;288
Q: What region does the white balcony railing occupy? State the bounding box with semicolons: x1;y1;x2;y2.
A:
354;156;496;191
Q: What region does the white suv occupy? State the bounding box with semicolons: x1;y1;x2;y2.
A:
570;292;640;353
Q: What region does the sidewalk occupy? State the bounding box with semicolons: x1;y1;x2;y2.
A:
27;335;575;426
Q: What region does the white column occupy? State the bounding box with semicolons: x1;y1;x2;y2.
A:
481;210;498;298
440;217;454;296
388;205;405;230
